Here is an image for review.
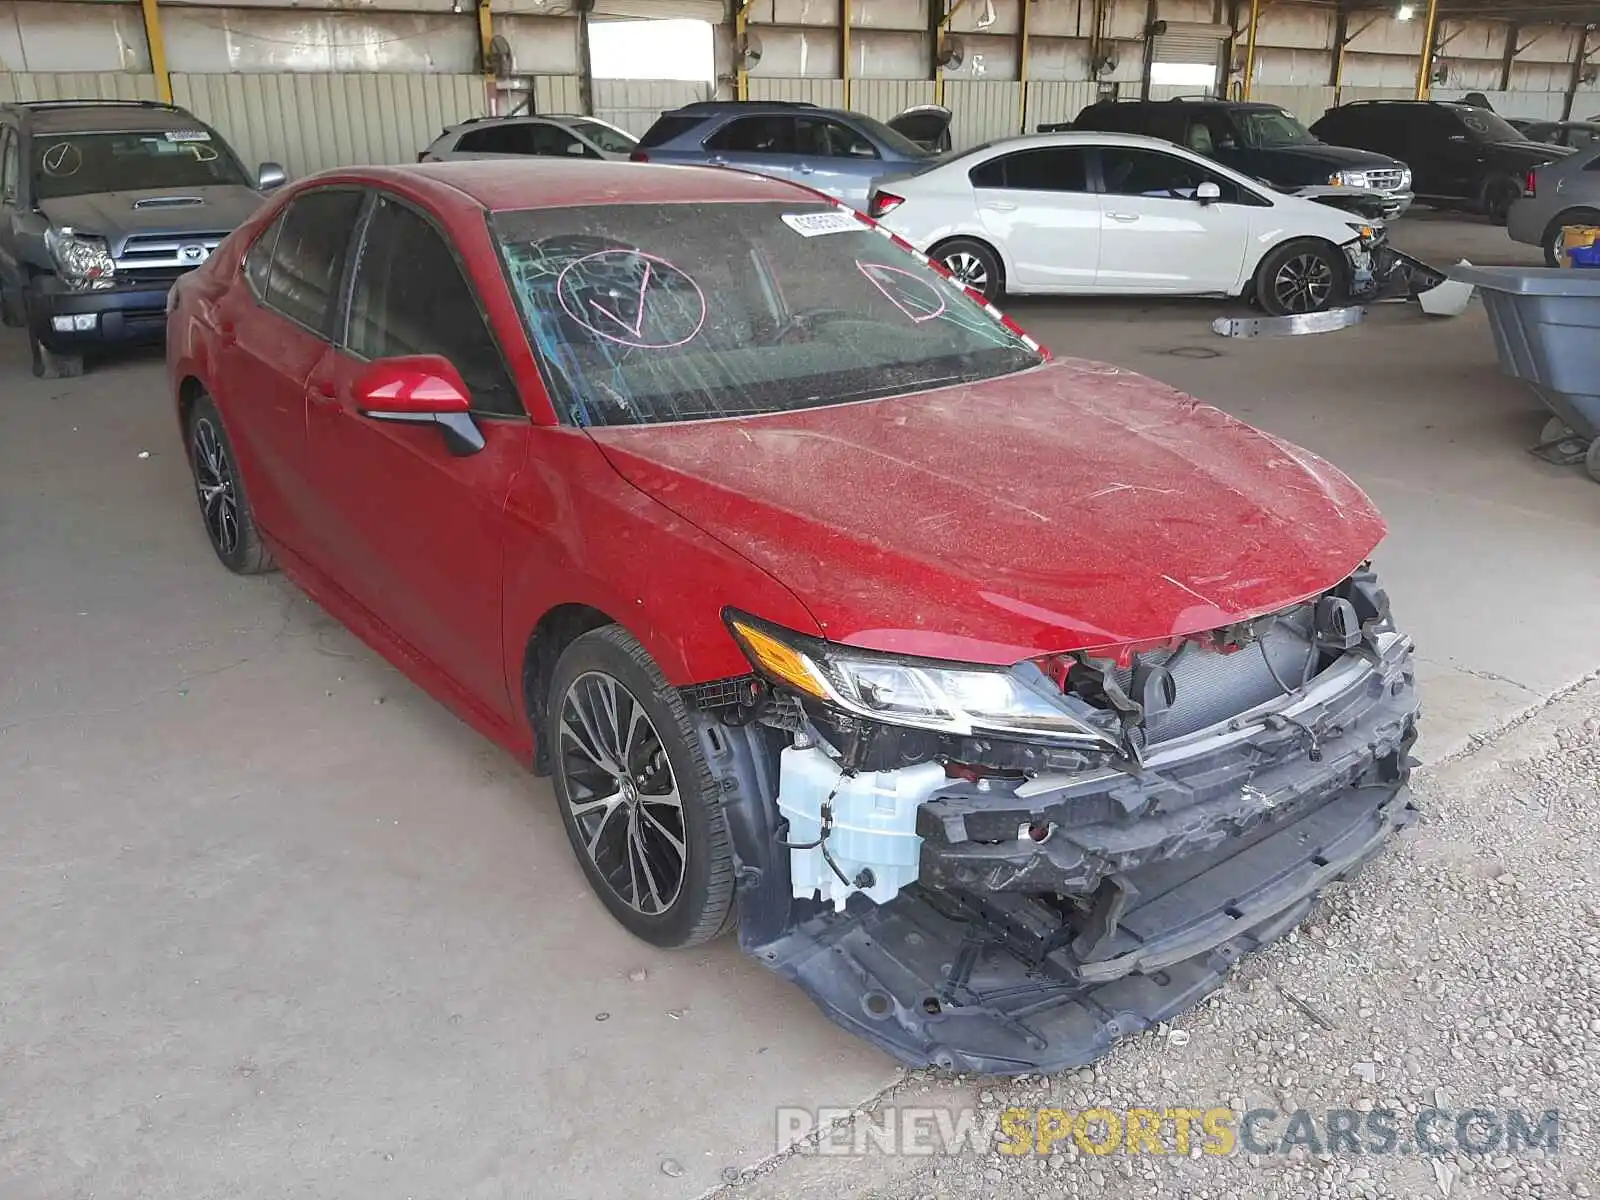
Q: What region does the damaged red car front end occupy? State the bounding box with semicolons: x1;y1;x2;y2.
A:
591;358;1418;1075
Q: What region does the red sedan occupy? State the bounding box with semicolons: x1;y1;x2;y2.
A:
167;160;1419;1074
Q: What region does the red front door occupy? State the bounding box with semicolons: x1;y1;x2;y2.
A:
300;191;531;721
303;348;527;721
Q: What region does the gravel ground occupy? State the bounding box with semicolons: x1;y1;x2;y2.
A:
723;680;1600;1200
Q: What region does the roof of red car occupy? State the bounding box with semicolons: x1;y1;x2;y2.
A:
337;160;809;213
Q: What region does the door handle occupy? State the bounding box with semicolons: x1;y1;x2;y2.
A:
217;320;237;347
795;164;814;175
707;155;727;166
1107;212;1140;222
310;378;339;404
984;201;1018;212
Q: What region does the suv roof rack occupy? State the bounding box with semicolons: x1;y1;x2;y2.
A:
7;98;185;111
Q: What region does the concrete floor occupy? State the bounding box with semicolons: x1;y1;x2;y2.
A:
2;216;1597;1200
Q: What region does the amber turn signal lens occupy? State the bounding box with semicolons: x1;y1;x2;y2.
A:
728;619;827;700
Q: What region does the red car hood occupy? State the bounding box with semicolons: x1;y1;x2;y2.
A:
586;359;1385;665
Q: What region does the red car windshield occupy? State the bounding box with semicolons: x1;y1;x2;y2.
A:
491;202;1041;426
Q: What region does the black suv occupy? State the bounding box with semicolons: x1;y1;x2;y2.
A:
1310;100;1573;224
1068;98;1414;217
0;99;284;378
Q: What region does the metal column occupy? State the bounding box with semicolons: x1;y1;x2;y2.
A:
1241;0;1261;100
1413;0;1441;100
139;0;172;105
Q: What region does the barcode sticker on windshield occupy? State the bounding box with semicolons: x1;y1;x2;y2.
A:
165;130;212;143
781;211;863;238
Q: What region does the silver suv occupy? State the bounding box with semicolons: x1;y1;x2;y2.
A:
418;114;638;162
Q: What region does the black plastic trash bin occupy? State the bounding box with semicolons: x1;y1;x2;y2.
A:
1449;265;1600;482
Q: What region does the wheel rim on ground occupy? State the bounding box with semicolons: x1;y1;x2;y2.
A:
941;250;988;291
192;417;240;557
1272;253;1335;314
558;670;686;915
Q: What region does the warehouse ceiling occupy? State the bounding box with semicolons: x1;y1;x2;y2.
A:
1339;0;1600;26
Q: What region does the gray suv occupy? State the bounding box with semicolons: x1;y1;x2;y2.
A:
633;100;949;212
0;99;285;378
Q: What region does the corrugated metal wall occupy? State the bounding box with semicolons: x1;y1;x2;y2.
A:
532;74;584;115
590;79;709;135
850;78;936;122
748;76;847;107
170;73;487;178
944;80;1023;150
1252;84;1337;122
1025;80;1100;131
0;71;160;102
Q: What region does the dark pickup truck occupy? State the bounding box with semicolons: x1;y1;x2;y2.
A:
1064;98;1415;218
0;99;285;378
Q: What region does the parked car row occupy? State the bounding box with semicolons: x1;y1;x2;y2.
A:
6;89;1584;380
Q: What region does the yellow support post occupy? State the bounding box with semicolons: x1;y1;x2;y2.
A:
736;0;752;101
1241;0;1260;100
1414;0;1441;100
477;0;496;110
842;0;852;110
1017;0;1030;133
140;0;172;105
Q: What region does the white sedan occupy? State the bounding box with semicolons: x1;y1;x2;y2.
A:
867;131;1380;316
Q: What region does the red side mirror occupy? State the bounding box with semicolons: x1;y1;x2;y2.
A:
354;355;484;456
354;355;471;416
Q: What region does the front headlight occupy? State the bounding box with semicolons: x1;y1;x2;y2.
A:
1399;168;1412;189
1328;170;1370;189
726;612;1120;749
45;227;115;289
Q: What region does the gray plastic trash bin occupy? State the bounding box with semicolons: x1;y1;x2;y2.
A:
1449;265;1600;443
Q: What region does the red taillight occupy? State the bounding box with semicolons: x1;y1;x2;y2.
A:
1525;168;1537;198
868;190;905;219
630;150;650;162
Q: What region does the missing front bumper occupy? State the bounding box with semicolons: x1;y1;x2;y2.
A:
751;780;1415;1075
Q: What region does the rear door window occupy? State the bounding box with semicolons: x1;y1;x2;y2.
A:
795;116;877;159
344;194;520;417
969;147;1090;192
638;113;702;148
243;211;285;299
455;124;531;154
705;115;796;154
260;189;364;334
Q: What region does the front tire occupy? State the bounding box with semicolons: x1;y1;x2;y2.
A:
548;626;736;948
29;335;83;379
931;237;1004;303
1255;240;1346;316
188;394;276;574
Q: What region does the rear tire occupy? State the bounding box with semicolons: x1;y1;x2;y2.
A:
1254;239;1346;317
1482;175;1521;226
930;237;1004;303
1541;209;1600;267
187;393;276;575
548;625;736;949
